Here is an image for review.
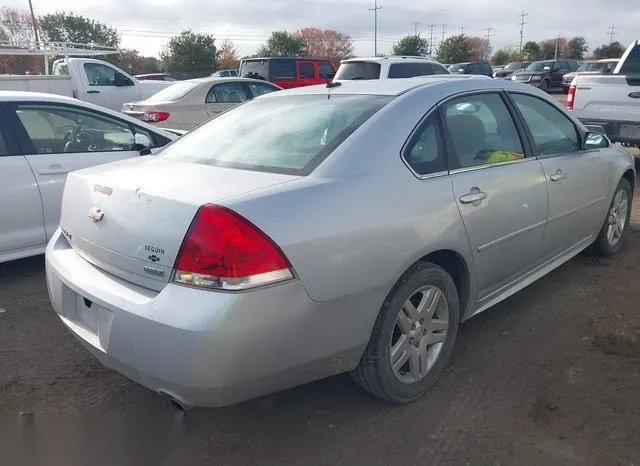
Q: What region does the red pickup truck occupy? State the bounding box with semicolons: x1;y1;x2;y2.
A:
239;57;336;89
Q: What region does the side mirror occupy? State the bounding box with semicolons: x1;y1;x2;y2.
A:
583;131;610;150
115;72;133;87
133;133;153;155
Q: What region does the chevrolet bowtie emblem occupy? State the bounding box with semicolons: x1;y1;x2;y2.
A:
88;207;104;222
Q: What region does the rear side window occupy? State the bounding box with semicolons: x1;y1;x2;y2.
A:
334;62;381;80
388;62;448;78
159;94;393;175
206;83;250;103
403;112;446;175
299;63;314;78
618;44;640;74
271;61;296;80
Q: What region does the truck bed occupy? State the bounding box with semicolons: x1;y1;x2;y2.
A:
0;75;74;98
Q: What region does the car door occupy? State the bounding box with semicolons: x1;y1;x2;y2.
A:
0;107;45;258
204;82;251;119
551;61;568;87
79;62;141;111
442;92;548;301
8;102;151;242
508;92;609;258
297;61;317;87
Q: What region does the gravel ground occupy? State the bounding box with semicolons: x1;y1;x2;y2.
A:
1;162;640;466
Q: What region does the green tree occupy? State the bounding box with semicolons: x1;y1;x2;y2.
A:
436;34;472;64
38;12;119;47
160;29;218;76
521;41;540;60
392;34;429;56
117;48;144;74
256;31;307;57
568;36;588;60
592;41;626;59
492;48;518;66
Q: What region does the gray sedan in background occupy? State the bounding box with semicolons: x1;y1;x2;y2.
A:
122;77;281;131
47;76;634;408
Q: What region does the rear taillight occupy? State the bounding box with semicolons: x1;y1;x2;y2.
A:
172;204;293;290
566;85;576;110
142;111;170;123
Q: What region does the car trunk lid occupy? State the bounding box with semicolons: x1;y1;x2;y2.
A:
60;157;300;291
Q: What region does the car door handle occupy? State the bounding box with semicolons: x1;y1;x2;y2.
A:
550;170;566;182
38;164;67;175
459;190;487;204
86;90;100;94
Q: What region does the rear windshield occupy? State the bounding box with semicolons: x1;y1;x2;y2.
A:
387;62;449;78
618;44;640;74
145;81;200;102
577;62;606;72
158;94;393;175
334;62;381;80
449;63;468;73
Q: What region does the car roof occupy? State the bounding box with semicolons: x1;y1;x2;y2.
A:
0;90;176;137
341;56;439;64
184;76;279;85
260;75;493;97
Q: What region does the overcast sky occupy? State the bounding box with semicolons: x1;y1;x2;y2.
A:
7;0;640;58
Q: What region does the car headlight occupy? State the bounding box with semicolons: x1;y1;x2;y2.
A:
530;75;542;81
511;75;517;81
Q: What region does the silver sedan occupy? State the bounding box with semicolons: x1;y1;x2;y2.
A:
46;76;634;408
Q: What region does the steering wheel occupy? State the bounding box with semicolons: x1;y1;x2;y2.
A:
62;126;78;153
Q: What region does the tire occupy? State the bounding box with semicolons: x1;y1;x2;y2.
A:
540;79;551;92
351;262;460;404
592;178;632;256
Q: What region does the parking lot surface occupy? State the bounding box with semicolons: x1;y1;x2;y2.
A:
2;165;640;465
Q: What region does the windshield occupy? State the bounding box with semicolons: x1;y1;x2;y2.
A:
159;94;393;175
334;62;381;80
527;61;553;72
449;63;468;73
504;62;523;71
577;63;605;72
145;81;200;102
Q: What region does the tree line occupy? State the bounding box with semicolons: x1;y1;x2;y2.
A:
0;7;629;77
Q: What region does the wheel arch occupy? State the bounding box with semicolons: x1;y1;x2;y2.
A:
622;168;635;192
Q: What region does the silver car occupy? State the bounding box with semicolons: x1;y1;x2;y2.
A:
46;76;634;408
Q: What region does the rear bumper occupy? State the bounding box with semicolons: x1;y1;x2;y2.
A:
45;228;369;407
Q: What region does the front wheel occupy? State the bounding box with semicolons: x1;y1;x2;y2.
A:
351;262;460;404
540;79;550;92
593;178;632;256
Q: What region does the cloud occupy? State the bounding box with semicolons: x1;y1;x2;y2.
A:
4;0;639;57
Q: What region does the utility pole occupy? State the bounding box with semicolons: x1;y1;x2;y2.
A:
369;0;382;56
554;36;559;59
518;11;528;52
27;0;40;46
460;25;465;35
412;22;420;35
607;25;618;44
484;27;493;59
428;23;436;57
441;24;446;43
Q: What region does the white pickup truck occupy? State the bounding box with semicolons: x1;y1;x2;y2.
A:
0;58;172;112
568;40;640;147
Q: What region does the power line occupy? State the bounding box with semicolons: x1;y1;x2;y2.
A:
369;0;382;56
518;11;528;52
484;27;493;59
428;23;436;57
607;25;618;44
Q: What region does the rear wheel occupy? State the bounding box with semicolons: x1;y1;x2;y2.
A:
540;79;551;92
593;178;632;256
351;262;459;404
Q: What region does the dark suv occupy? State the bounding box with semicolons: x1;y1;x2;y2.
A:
511;59;579;92
448;60;493;77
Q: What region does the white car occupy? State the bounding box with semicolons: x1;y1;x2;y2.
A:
334;56;450;81
0;91;178;264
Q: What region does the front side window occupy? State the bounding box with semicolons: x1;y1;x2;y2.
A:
403;112;445;175
442;93;525;169
206;83;250;103
618;44;640;74
299;63;314;78
83;63;119;86
247;82;279;98
319;63;334;78
510;93;580;156
0;129;8;155
159;94;392;175
15;104;135;155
